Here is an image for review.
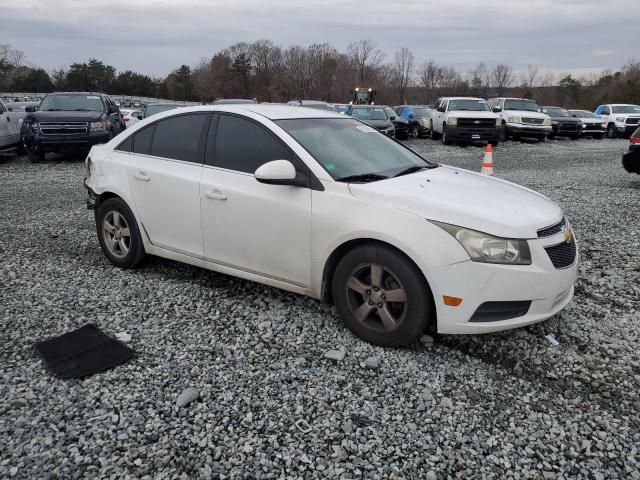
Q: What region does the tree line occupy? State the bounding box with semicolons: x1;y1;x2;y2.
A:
1;41;639;108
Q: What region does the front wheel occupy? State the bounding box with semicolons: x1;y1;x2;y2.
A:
429;121;439;140
27;147;45;163
499;123;508;141
95;197;146;268
538;134;546;143
332;245;434;347
441;125;451;145
410;124;420;139
607;124;617;139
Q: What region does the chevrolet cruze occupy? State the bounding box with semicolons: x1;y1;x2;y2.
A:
84;105;578;347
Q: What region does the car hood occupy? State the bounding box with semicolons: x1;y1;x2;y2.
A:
29;111;103;122
348;166;562;238
362;119;393;129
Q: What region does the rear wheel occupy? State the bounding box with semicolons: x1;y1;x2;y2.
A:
332;245;433;347
607;124;617;139
95;197;146;268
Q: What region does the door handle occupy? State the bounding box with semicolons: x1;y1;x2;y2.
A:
205;189;227;200
134;171;150;182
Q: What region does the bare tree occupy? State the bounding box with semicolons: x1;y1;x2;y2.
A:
347;39;385;84
468;63;490;96
392;47;414;104
307;43;338;100
418;60;442;104
491;64;514;95
523;64;539;90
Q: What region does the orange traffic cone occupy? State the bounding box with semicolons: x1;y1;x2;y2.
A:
481;144;494;176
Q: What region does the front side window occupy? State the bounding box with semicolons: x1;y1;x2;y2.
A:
39;95;105;112
212;114;293;173
150;114;209;163
277;118;435;181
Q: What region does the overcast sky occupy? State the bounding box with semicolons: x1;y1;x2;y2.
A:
1;0;637;79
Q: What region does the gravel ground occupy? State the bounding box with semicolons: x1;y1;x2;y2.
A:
0;137;638;479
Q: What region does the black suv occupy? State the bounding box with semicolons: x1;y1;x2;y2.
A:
22;92;125;162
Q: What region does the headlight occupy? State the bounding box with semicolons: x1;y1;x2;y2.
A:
446;117;457;126
615;117;625;123
90;120;107;132
420;118;430;126
507;116;521;123
495;118;501;126
433;222;532;265
543;118;552;126
552;121;559;125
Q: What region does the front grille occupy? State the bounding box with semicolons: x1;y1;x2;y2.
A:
558;122;579;132
457;118;497;128
522;117;544;125
469;301;532;322
39;122;88;136
545;240;577;269
537;217;566;238
625;117;640;125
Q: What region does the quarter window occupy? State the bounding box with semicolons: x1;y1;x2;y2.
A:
212;114;293;173
150;114;209;163
116;135;133;152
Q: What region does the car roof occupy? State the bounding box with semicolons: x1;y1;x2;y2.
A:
48;91;104;96
147;104;343;120
441;97;485;101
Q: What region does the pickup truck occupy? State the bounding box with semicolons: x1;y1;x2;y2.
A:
430;97;500;145
21;91;125;162
0;98;23;154
594;104;640;138
487;97;552;142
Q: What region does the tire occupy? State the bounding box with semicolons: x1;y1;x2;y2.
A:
607;124;617;139
95;197;145;268
570;134;580;141
410;124;420;139
332;244;434;347
27;147;45;163
548;134;555;140
429;121;439;140
499;123;508;142
538;134;546;143
441;125;451;145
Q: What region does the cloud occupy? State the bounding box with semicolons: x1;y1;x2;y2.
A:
0;0;637;77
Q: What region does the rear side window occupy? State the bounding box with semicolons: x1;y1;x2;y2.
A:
211;114;293;173
150;114;209;163
133;125;155;155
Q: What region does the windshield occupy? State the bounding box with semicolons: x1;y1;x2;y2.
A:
448;99;489;112
303;103;335;111
384;107;397;118
570;110;597;118
351;107;388;121
277;118;434;180
145;104;181;117
39;94;104;112
611;105;640;114
544;107;572;117
413;107;431;116
504;99;539;112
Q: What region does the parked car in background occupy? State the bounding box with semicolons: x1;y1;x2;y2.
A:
0;98;22;153
430;97;500;145
85;104;577;347
594;104;640;138
487;97;552;142
622;127;640;174
212;98;257;105
287;100;341;112
22;91;125;162
569;110;606;139
540;107;582;140
139;103;183;120
394;105;433;138
384;107;409;140
121;108;143;128
346;105;395;137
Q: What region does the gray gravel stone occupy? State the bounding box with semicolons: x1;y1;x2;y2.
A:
363;356;380;369
176;388;199;407
324;349;346;362
420;334;435;346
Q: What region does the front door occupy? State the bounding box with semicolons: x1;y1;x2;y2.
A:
200;113;312;287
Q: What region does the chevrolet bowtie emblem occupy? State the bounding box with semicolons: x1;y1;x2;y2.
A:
564;228;574;243
473;120;480;124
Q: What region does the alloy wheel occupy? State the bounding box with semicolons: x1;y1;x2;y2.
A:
102;210;131;259
345;263;408;333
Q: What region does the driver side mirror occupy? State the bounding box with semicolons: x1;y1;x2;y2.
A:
390;115;396;121
492;106;502;113
25;106;36;113
254;160;306;187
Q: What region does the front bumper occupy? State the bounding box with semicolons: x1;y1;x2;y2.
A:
622;148;640;173
445;125;499;142
25;131;111;151
581;124;606;136
617;123;640;135
506;123;552;137
429;231;578;334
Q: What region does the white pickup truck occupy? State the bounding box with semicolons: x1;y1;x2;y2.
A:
0;98;23;152
430;97;500;145
594;103;640;138
487;97;552;142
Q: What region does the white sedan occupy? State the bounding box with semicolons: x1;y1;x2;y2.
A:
120;108;142;128
84;105;578;346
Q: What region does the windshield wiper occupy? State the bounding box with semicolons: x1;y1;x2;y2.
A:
337;173;389;183
393;165;432;177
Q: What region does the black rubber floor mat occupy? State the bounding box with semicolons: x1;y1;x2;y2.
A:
34;324;134;378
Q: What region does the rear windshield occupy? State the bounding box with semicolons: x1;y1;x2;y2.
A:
504;99;539;112
39;95;104;112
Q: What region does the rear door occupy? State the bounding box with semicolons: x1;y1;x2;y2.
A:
126;112;211;257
